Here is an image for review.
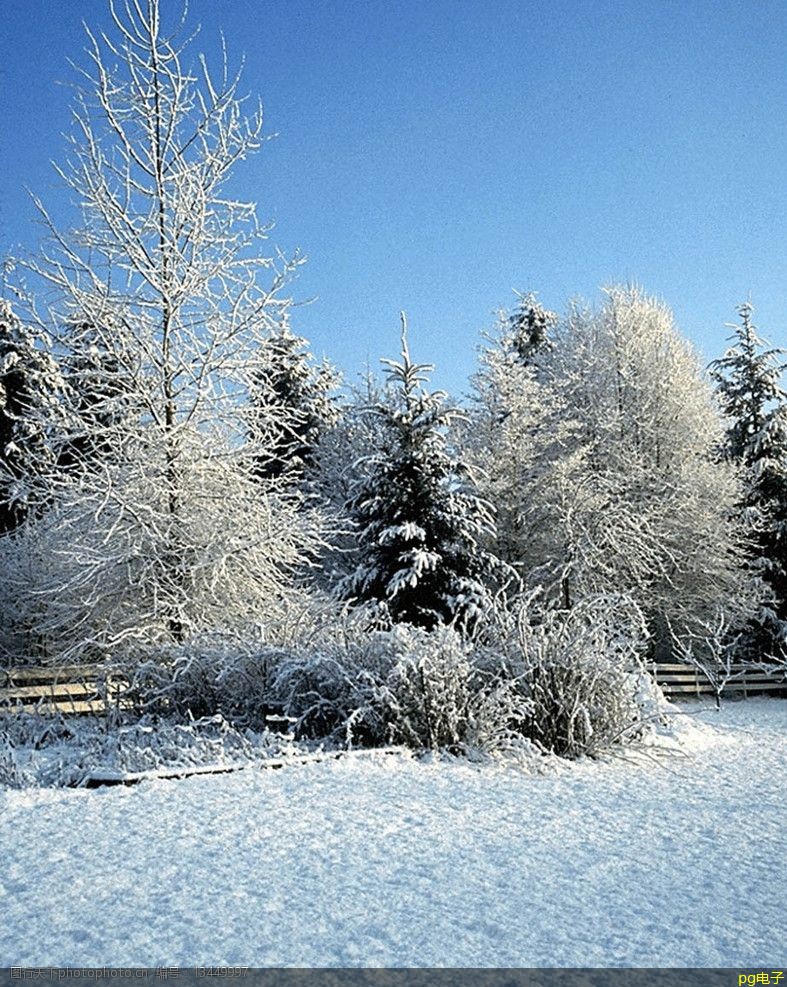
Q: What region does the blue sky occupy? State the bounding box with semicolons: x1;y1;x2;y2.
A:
2;0;787;395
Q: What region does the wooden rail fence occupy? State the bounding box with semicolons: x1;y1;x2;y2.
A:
648;662;786;699
0;661;784;716
0;664;127;715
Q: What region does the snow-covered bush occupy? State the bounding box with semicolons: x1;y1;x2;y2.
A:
0;711;302;788
478;593;656;758
121;634;284;726
118;602;381;726
0;732;24;788
273;619;539;756
0;712;73;788
384;625;475;750
272;625;402;746
273;620;518;753
119;593;657;762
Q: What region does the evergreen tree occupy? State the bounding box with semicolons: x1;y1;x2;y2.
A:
709;302;787;656
506;291;557;367
342;316;497;630
57;320;139;471
248;323;339;483
0;300;61;534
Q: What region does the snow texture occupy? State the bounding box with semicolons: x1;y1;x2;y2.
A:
1;699;785;967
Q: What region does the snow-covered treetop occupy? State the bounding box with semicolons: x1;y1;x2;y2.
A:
709;301;787;466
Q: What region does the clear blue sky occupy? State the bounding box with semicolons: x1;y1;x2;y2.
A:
2;0;787;395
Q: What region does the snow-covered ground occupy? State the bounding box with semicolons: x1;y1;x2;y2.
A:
1;699;785;968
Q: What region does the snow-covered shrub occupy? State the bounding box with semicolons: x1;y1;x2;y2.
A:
273;622;477;750
0;732;23;788
50;715;282;785
274;620;536;755
122;633;285;727
479;593;655;758
384;625;474;749
272;626;399;746
0;712;68;788
121;602;383;727
0;712;303;788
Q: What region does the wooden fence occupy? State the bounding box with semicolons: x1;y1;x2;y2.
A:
0;664;127;715
648;662;786;699
0;660;784;716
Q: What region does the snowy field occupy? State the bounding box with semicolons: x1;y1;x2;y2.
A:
1;699;785;968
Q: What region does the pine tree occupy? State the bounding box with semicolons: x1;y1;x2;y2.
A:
57;320;139;471
709;302;787;657
506;291;557;366
248;323;339;484
0;300;61;534
342;316;497;630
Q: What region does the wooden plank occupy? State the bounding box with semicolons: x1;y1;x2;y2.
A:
662;685;713;694
0;664;104;684
725;681;786;692
0;682;102;701
0;699;108;715
83;747;403;788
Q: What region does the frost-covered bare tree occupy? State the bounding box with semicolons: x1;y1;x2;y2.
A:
471;285;759;657
467;293;567;575
2;0;324;664
547;286;757;651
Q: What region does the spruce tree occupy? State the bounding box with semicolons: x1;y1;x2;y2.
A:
468;292;564;573
0;300;61;534
342;316;497;630
248;324;339;483
506;291;557;366
58;321;139;471
709;302;787;657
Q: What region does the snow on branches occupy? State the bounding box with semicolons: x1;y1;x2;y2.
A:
1;0;326;664
342;315;499;631
471;285;759;656
709;302;787;658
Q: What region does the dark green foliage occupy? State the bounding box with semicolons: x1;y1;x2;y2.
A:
342;317;497;630
507;291;557;366
709;302;787;657
57;322;139;471
0;300;61;534
249;325;338;483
